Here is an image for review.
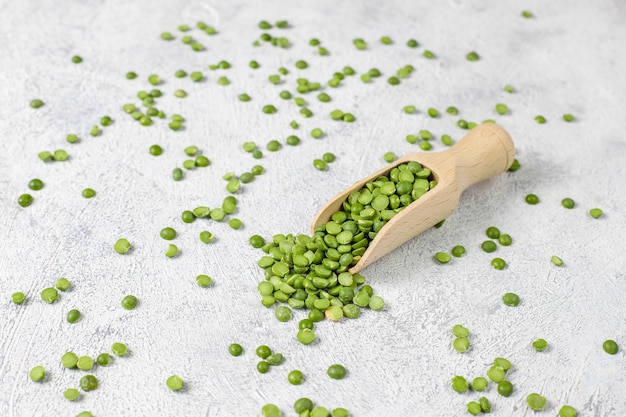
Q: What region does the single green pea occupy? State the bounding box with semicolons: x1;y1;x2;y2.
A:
487;365;505;383
167;375;184;391
498;234;512;246
80;375;98;392
491;257;506;270
495;103;508;115
54;277;70;291
228;218;243;229
453;337;470;352
38;151;52;162
266;140;281;151
441;134;454;146
165;244;179;258
589;208;603;218
30;99;45;109
603;339;619;354
275;305;292;322
419;141;431;151
313;159;328;171
498;380;514;397
383;152;396;162
452;324;469;337
294;398;314;413
563;114;575;122
195;274;212;287
126;71;137;79
256;345;271;359
262;404;281;417
114;238;131;254
368;295;384;311
451;245;466;257
62;352;79;368
322;152;336;163
160;227;177;240
317;92;331;102
288;369;304;385
471;377;488;391
18;194;33;207
67;309;81;323
481;240;497;253
249;235;265;248
28;179;44;191
311;128;324;138
251;165;264;176
479;397;491;413
327;364;347;379
467;402;482;415
76;356;94;371
29;366;45;382
64;388;80;401
96;353;110;366
353;38;367;50
559;405;577;417
466;51;480;61
121;295;138;310
526;393;547;411
535;115;547;124
435;252;451;264
199;231;213;244
149;144;163;156
12;292;26;304
551;255;564;266
423;50;436;59
525;194;539;204
81;188;96;198
41;287;58;303
265;353;284;366
331;407;349;417
403;37;418;47
502;292;520;306
257;361;270;373
561;197;575;208
451;375;468;393
532;338;548;351
228;343;243;356
297;328;316;344
53;149;68;161
494;357;511;370
112;342;127;356
100;116;113;127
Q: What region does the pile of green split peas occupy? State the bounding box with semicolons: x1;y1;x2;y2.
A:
254;161;435;331
15;12;618;417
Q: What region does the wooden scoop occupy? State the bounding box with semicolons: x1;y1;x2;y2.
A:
311;123;515;274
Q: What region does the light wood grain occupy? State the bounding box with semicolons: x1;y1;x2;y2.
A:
311;124;515;273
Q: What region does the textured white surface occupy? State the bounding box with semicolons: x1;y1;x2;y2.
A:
1;0;625;416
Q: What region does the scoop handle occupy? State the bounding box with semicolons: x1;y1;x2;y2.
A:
447;124;515;191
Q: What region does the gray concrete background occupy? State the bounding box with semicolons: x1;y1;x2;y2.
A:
1;0;625;416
